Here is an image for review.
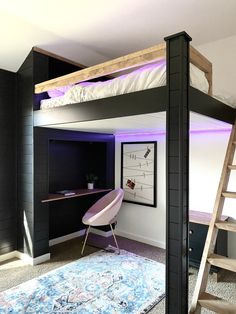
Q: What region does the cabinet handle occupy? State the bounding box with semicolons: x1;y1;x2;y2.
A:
189;247;193;252
189;229;193;235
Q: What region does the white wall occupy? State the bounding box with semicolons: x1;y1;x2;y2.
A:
190;130;236;258
115;133;166;249
197;35;236;258
115;130;236;257
197;35;236;106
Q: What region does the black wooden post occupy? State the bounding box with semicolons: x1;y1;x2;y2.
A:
165;31;191;314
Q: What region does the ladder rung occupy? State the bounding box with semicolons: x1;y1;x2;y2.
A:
233;141;236;145
207;254;236;272
198;292;236;314
216;221;236;233
222;191;236;198
228;165;236;170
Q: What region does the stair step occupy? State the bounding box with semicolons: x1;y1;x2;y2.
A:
198;292;236;314
222;191;236;198
207;254;236;272
228;165;236;170
216;221;236;232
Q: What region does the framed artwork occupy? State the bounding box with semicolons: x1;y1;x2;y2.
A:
121;141;157;207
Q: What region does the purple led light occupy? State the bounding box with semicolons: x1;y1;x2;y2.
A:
115;128;231;139
190;128;231;134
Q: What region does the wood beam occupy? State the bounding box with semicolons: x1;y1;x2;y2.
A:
35;43;166;93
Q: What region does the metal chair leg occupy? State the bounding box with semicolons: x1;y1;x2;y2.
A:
81;225;90;256
110;224;120;254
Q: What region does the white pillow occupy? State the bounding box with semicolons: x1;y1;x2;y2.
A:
190;63;209;93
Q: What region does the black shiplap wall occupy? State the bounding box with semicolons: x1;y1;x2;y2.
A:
17;52;34;256
16;50;86;257
0;69;17;255
34;127;115;256
16;50;115;258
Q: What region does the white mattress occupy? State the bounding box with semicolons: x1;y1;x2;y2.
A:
40;62;209;110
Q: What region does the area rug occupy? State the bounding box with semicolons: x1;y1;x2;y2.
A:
0;249;165;313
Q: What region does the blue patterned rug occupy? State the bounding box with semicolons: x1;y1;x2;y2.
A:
0;249;165;313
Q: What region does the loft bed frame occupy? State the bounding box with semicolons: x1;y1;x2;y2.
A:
34;36;234;127
33;32;235;313
35;42;212;94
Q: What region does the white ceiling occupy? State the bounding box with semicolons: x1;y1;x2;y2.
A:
45;112;231;135
1;0;236;72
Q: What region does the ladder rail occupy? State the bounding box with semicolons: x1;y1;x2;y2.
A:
189;119;236;314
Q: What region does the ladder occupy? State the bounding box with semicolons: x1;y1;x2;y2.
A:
189;119;236;314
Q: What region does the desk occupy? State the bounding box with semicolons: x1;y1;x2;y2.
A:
44;188;112;239
189;210;228;281
42;188;112;203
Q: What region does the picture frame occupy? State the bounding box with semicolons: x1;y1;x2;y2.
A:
121;141;157;207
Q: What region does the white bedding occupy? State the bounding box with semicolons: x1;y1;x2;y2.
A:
40;62;209;110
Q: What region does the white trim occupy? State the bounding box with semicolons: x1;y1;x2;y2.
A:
49;228;113;247
32;253;51;265
0;251;18;263
49;229;86;247
115;229;166;249
15;251;51;266
90;227;112;238
0;251;50;266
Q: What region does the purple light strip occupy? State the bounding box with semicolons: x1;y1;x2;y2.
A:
115;128;232;138
190;128;231;134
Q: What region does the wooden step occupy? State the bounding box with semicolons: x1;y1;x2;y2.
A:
207;254;236;272
222;191;236;198
233;141;236;145
216;221;236;232
228;165;236;170
198;292;236;314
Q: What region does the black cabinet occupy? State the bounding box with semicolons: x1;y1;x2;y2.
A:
189;210;228;273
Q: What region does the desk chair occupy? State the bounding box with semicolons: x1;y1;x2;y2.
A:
81;188;124;256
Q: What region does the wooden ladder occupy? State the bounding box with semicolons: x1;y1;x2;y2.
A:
189;119;236;314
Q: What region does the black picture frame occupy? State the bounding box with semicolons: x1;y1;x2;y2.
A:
121;141;157;207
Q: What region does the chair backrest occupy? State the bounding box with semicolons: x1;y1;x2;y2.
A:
82;188;124;226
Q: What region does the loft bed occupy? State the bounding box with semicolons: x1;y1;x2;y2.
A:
33;32;235;314
34;36;235;127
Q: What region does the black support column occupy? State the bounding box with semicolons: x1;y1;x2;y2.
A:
165;32;191;314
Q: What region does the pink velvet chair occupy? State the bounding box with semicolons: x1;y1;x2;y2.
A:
81;188;124;255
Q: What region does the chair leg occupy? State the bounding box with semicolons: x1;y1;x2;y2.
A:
81;226;90;256
110;224;120;254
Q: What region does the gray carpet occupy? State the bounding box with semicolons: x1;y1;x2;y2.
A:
0;234;235;313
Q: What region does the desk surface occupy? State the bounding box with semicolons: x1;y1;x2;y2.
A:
42;188;111;203
189;210;228;225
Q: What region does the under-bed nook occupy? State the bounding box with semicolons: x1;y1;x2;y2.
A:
33;32;235;313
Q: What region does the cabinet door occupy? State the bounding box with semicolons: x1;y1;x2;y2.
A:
189;222;208;265
189;222;228;270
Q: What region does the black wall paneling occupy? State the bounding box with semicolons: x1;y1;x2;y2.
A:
34;127;115;251
17;52;34;257
48;58;82;80
49;140;108;192
33;51;84;110
16;49;88;258
49;191;109;239
165;32;191;314
0;69;17;255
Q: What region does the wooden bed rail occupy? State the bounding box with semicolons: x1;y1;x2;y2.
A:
35;43;212;95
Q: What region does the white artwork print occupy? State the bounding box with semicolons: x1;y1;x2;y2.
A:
122;142;156;206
